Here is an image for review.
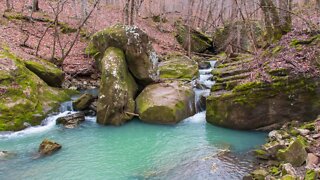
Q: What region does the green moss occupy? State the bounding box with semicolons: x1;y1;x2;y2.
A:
300;122;316;131
269;166;281;176
305;169;318;180
254;149;269;160
0;48;71;131
272;45;283;55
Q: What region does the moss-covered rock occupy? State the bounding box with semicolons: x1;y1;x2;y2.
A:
135;81;195;124
0;49;70;131
212;21;262;53
175;22;213;53
158;54;199;81
276;138;307;167
90;24;159;85
72;93;95;111
25;59;64;87
206;77;320;130
96;47;138;126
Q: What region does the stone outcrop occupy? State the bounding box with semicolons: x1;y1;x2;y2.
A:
96;47;138;125
135;81;196;124
38;139;62;156
0;49;70;131
56;112;85;128
158;54;199;81
25;59;64;87
206;55;320;130
89;24;159;85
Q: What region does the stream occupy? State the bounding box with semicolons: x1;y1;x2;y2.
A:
0;61;267;180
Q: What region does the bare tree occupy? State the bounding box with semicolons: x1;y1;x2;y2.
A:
32;0;40;12
124;0;130;25
130;0;135;25
5;0;11;11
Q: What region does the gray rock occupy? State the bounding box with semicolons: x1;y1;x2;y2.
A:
306;153;319;169
56;112;85;128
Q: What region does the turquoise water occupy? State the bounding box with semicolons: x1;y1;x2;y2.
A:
0;112;266;180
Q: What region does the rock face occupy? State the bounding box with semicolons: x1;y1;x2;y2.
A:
97;47;138;125
136;81;196;124
25;60;64;87
158;54;199;81
175;22;213;53
90;24;159;84
72;93;95;111
0;49;70;131
38;139;62;156
56;112;85;128
206;56;320;130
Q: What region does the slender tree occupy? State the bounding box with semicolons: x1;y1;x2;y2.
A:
32;0;40;12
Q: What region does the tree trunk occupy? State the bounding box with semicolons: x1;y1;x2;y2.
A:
81;0;88;20
5;0;11;11
130;0;135;25
317;0;320;10
32;0;40;12
279;0;292;33
124;0;130;25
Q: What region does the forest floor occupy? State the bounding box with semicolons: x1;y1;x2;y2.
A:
0;1;182;78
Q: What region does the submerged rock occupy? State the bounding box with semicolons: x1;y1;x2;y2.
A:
90;24;159;84
158;54;199;81
72;93;95;111
0;49;70;131
25;59;64;87
0;151;16;160
38;139;61;156
136;81;196;124
56;112;85;128
97;47;138;125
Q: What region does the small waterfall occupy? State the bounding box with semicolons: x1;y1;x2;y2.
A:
59;101;74;112
0;101;76;139
194;61;216;113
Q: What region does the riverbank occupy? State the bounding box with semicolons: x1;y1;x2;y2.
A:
246;117;320;179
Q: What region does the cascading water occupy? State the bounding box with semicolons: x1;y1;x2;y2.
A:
194;61;216;112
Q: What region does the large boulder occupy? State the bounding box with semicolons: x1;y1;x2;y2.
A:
0;49;70;131
175;22;213;53
158;54;199;81
25;59;64;87
38;139;61;156
97;47;138;125
212;21;262;53
56;112;85;129
90;24;159;84
206;55;320;130
135;81;196;124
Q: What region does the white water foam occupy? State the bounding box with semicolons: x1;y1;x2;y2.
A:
0;111;73;139
182;111;206;124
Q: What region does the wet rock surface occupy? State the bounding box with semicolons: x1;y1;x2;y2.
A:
56;112;85;128
38;139;62;156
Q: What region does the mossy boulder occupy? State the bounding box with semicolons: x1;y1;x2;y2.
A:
175;22;213;53
135;81;196;124
96;47;138;126
213;21;262;53
276;138;307;167
25;59;64;87
206;78;320;130
72;93;95;111
158;54;199;80
0;49;70;131
90;24;159;85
